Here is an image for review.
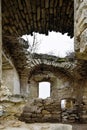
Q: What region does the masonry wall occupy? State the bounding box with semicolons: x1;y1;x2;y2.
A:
0;0;2;86
74;0;87;59
20;75;29;96
81;80;87;123
28;72;74;102
69;79;87;123
51;77;74;100
20;97;80;123
20;98;61;123
74;0;87;122
20;79;87;123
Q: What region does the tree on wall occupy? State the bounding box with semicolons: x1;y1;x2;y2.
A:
26;32;40;54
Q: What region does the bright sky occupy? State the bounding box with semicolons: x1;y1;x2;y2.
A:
22;31;74;57
39;82;50;99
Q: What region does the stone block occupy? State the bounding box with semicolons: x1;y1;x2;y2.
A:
42;110;50;115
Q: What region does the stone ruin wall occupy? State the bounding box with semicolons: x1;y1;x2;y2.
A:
74;0;87;58
19;66;87;123
28;72;74;100
74;0;87;122
20;70;85;123
19;98;61;123
19;80;87;123
19;97;81;123
1;0;87;125
81;80;87;122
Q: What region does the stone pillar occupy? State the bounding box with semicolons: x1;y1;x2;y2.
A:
20;75;29;96
0;0;2;86
74;0;87;59
29;80;38;99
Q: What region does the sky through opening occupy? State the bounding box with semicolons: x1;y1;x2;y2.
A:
22;31;74;57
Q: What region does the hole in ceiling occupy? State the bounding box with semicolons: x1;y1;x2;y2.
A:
22;31;74;58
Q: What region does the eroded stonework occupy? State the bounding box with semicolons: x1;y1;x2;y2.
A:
1;0;87;127
75;0;87;60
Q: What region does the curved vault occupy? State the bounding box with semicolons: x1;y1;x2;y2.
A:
28;63;74;83
2;0;74;38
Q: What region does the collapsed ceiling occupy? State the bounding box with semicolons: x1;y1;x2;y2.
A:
2;0;87;80
2;0;80;80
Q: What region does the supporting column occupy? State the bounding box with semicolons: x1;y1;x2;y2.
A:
0;0;2;86
29;80;38;99
74;0;87;60
20;75;29;96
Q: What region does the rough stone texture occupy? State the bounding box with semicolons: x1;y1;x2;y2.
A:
19;53;75;97
2;37;87;124
74;0;87;60
2;0;73;37
82;80;87;123
2;42;87;124
19;98;61;123
1;0;87;126
0;0;2;85
19;98;82;124
28;70;74;100
0;95;27;121
0;82;12;101
8;45;75;96
20;76;29;95
61;99;80;123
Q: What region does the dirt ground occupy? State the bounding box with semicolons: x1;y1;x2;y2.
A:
0;119;87;130
0;120;72;130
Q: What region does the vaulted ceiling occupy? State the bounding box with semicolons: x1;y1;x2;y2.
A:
2;1;87;84
2;0;75;79
2;0;74;38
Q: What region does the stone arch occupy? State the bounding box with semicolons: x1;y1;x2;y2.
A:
28;64;74;100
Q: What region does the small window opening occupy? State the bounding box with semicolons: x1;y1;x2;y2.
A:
61;98;76;110
38;82;51;99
